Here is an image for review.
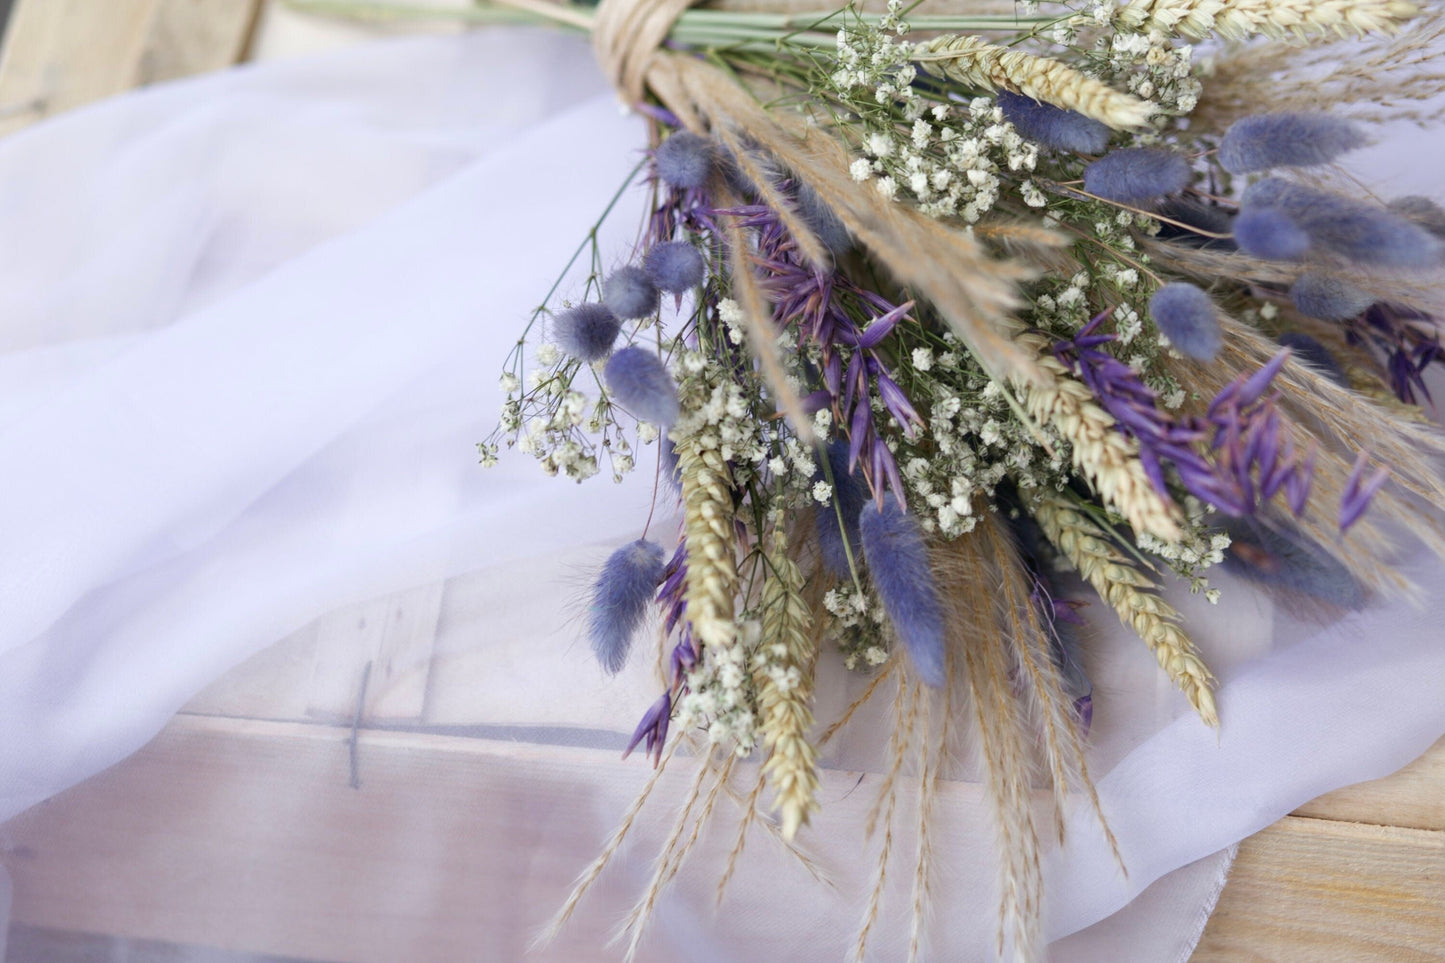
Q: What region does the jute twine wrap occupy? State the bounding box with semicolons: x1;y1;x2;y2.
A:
592;0;697;105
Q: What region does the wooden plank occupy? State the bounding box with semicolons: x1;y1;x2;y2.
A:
1292;736;1445;833
1191;815;1445;962
303;582;445;722
0;0;261;138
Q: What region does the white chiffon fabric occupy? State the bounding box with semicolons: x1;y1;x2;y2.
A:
0;29;1441;961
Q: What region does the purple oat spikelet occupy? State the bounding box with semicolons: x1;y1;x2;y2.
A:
588;539;667;674
1149;282;1222;360
643;241;705;294
1242;178;1442;269
998;90;1111;154
602;266;659;320
1290;273;1376;322
1219;113;1367;174
859;500;946;687
604;346;680;426
653;130;715;191
1233;207;1310;260
1084;148;1192;203
552;302;620;363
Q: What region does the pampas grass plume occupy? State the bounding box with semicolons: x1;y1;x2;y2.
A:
643;241;706;293
588;539;667;673
654;131;715;191
1084;148;1191;203
1149;282;1222;360
1219;113;1367;174
998;90;1111;154
1290;274;1375;322
553;302;620;363
603;266;660;320
605;346;680;426
859;501;946;687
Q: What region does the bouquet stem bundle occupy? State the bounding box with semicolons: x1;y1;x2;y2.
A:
303;0;1445;957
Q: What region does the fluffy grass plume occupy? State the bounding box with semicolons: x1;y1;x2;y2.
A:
816;441;867;577
603;265;660;320
1243;178;1442;268
644;240;706;293
654;129;716;191
1290;273;1376;321
1149;282;1223;360
605;346;680;426
1030;491;1219;727
553;302;621;363
997;90;1112;154
1233;207;1311;260
589;539;667;674
1083;148;1193;204
1219;112;1367;174
860;500;948;687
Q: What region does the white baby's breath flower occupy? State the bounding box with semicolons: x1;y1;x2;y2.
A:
535;342;559;367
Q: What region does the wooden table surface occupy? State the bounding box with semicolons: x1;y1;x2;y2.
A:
0;2;1440;961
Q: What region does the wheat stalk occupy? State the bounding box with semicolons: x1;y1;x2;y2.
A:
755;526;821;841
1115;0;1419;42
1014;331;1185;543
1031;491;1219;727
675;420;740;655
854;676;921;963
913;34;1154;130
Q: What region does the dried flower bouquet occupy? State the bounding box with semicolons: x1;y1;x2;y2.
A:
303;0;1445;957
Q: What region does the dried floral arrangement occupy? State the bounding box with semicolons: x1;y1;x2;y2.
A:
305;0;1445;958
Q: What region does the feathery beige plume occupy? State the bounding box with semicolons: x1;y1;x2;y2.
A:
934;538;1045;960
1115;0;1418;42
1031;491;1219;727
1015;331;1185;543
913;34;1154;130
755;526;821;841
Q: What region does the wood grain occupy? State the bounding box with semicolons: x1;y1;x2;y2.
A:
1192;815;1445;962
1293;736;1445;833
0;0;261;137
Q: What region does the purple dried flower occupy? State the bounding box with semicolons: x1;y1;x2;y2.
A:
815;441;867;577
552;302;620;363
643;241;706;294
602;266;660;320
1219;113;1367;174
1277;332;1348;386
604;346;680;426
588;539;667;674
1340;452;1389;533
654;131;715;191
1389;195;1445;238
859;501;947;687
1083;148;1192;203
998;90;1111;154
1345;303;1444;404
623;689;672;764
1223;517;1365;609
1243;178;1442;269
1289;273;1375;322
1149;282;1222;360
1233;207;1310;260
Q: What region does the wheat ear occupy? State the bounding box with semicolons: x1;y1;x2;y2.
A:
1031;491;1219;727
1014;331;1184;543
756;526;821;841
675;419;739;655
913;34;1154;129
1116;0;1419;42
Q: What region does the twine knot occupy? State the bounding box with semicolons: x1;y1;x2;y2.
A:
592;0;697;105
